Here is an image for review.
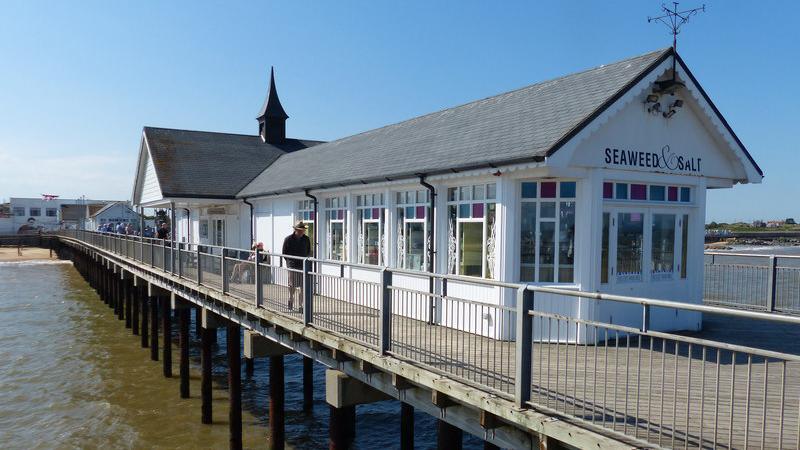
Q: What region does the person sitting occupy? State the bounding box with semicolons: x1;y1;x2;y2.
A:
230;242;264;283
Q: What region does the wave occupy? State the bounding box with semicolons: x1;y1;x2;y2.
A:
0;259;73;267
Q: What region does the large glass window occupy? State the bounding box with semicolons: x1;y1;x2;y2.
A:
396;190;429;271
519;180;576;283
211;219;225;246
447;183;496;278
617;212;644;282
296;200;316;256
651;214;676;280
356;193;384;265
325;196;347;261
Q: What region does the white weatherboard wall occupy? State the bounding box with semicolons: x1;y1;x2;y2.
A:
138;146;163;205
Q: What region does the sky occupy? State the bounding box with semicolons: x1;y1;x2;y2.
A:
0;1;797;222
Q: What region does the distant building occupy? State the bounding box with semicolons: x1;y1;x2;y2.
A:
786;218;796;225
752;220;766;228
766;220;784;228
87;201;141;230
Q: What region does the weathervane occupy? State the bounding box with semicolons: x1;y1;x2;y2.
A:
648;2;706;50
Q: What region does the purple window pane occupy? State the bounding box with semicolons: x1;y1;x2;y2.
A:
337;210;344;220
472;203;484;218
631;184;647;200
603;182;613;199
668;186;678;201
541;182;556;198
310;211;315;220
416;206;425;218
372;208;380;220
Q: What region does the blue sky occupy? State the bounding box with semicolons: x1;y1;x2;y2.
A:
0;1;796;222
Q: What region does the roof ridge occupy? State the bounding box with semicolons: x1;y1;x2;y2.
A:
143;126;260;139
267;48;672;156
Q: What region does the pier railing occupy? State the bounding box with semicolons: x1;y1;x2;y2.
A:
705;251;800;313
54;230;800;449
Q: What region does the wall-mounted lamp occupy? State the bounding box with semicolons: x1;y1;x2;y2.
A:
647;102;662;114
671;99;683;108
645;94;660;103
663;109;677;119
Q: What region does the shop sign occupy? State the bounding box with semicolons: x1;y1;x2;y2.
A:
604;145;701;173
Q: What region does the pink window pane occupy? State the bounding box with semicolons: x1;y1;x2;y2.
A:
416;206;425;218
603;182;613;199
668;186;678;201
472;203;484;218
372;208;380;220
631;184;647;200
337;210;344;220
541;182;557;198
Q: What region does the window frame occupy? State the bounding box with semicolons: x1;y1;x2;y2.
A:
395;189;430;271
518;180;577;285
13;207;25;217
355;193;385;265
45;208;58;217
29;207;41;217
446;182;497;279
324;196;348;261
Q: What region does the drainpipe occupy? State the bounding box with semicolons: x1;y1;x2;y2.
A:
183;208;191;243
304;189;318;258
242;198;254;244
419;175;437;324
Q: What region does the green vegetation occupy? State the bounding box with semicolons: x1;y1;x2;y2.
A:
706;222;800;232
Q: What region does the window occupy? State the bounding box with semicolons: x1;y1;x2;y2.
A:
651;214;676;280
325;196;348;261
199;220;209;239
395;190;430;271
519;181;576;283
296;200;316;256
46;208;58;217
447;183;496;278
13;207;25;216
29;207;41;217
356;193;384;265
681;214;689;279
601;213;610;284
211;219;225;246
617;212;644;282
603;181;692;204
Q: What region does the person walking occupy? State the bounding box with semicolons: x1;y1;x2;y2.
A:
282;221;311;310
156;222;169;240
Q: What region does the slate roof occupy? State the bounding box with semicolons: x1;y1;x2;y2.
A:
142;127;323;199
91;201;134;218
238;48;677;198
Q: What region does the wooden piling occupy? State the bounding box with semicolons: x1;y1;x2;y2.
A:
400;402;414;450
179;307;190;398
227;324;242;450
245;357;254;377
483;441;500;450
303;356;314;412
162;297;172;378
269;355;285;450
132;286;139;335
329;405;356;450
201;326;213;424
141;295;149;348
437;420;462;450
150;295;159;361
124;278;132;328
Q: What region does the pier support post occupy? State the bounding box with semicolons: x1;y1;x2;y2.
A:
400;402;414;450
329;405;356;450
483;441;500;450
162;295;172;378
200;308;221;425
177;301;190;398
115;269;123;319
227;323;242;450
326;369;390;449
269;355;285;450
124;275;132;328
149;285;159;361
141;290;149;348
245;357;254;377
303;356;313;412
437;420;462;450
131;280;140;335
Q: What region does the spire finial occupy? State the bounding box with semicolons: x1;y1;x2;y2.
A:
648;2;706;51
257;66;288;143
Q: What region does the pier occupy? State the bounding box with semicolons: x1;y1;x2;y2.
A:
29;230;799;449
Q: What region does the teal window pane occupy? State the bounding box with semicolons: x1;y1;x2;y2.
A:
458;204;471;218
616;183;628;200
560;181;576;198
680;187;691;202
521;182;537;198
405;206;415;219
650;185;665;201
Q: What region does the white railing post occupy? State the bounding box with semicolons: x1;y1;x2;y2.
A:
303;258;313;325
254;248;262;307
221;251;228;294
196;245;202;285
514;287;533;408
177;243;183;278
379;268;392;354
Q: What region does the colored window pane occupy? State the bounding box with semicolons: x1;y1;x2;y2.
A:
458;204;471;218
603;182;613;199
416;206;425;219
472;203;484;218
680;187;691;202
337;210;344;220
668;186;678;201
521;182;537;198
631;184;647;200
560;181;576;198
541;182;557;198
650;185;665;201
372;208;380;219
616;183;628;200
405;206;415;219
